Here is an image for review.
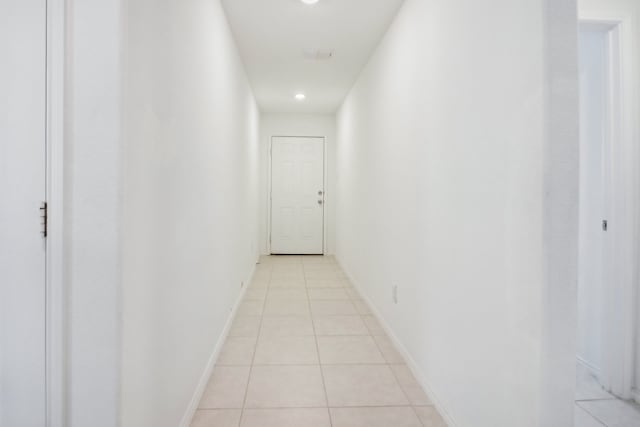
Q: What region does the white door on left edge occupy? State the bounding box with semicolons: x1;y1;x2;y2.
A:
271;137;324;254
0;0;47;426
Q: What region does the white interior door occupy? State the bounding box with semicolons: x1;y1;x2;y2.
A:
271;137;324;254
0;0;47;425
577;29;608;376
576;25;637;398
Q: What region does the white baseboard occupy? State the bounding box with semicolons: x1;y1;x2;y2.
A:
576;356;601;378
336;259;458;427
577;357;640;404
178;259;257;427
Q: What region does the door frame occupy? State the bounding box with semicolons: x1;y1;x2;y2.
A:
578;15;638;400
267;136;327;255
45;0;66;425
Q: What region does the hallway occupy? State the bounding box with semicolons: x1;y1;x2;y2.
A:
191;256;446;427
3;0;640;426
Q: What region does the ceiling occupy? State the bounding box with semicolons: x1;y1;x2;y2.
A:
221;0;405;113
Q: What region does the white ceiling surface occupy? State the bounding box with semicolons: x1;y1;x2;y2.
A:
221;0;405;113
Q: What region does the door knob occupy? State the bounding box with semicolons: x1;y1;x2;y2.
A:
318;190;323;196
317;200;323;205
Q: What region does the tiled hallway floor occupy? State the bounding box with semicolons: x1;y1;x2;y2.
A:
574;364;640;427
191;255;447;427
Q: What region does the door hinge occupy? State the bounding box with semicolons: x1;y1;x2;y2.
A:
40;201;48;238
602;219;608;232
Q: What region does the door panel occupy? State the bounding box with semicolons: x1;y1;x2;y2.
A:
271;137;324;254
577;30;607;372
0;0;47;425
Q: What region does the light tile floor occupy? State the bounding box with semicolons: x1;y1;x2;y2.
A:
192;255;448;427
575;364;640;427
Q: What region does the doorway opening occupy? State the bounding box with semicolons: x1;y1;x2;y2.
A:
575;20;640;426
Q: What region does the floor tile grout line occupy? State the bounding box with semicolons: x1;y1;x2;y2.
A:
227;404;427;410
218;362;421;367
574;401;609;427
360;296;416;408
237;265;272;427
414;406;428;427
305;264;334;427
575;397;618;402
202;403;435;411
409;398;428;426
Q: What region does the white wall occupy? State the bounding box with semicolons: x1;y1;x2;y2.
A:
578;0;640;398
65;1;124;426
259;113;336;255
577;29;607;375
120;0;260;426
335;0;578;426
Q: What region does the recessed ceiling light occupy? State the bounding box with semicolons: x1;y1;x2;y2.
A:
301;0;319;5
295;93;306;100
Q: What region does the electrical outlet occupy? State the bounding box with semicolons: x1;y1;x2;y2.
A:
392;285;398;304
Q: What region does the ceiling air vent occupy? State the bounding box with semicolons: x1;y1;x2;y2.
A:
303;49;334;61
